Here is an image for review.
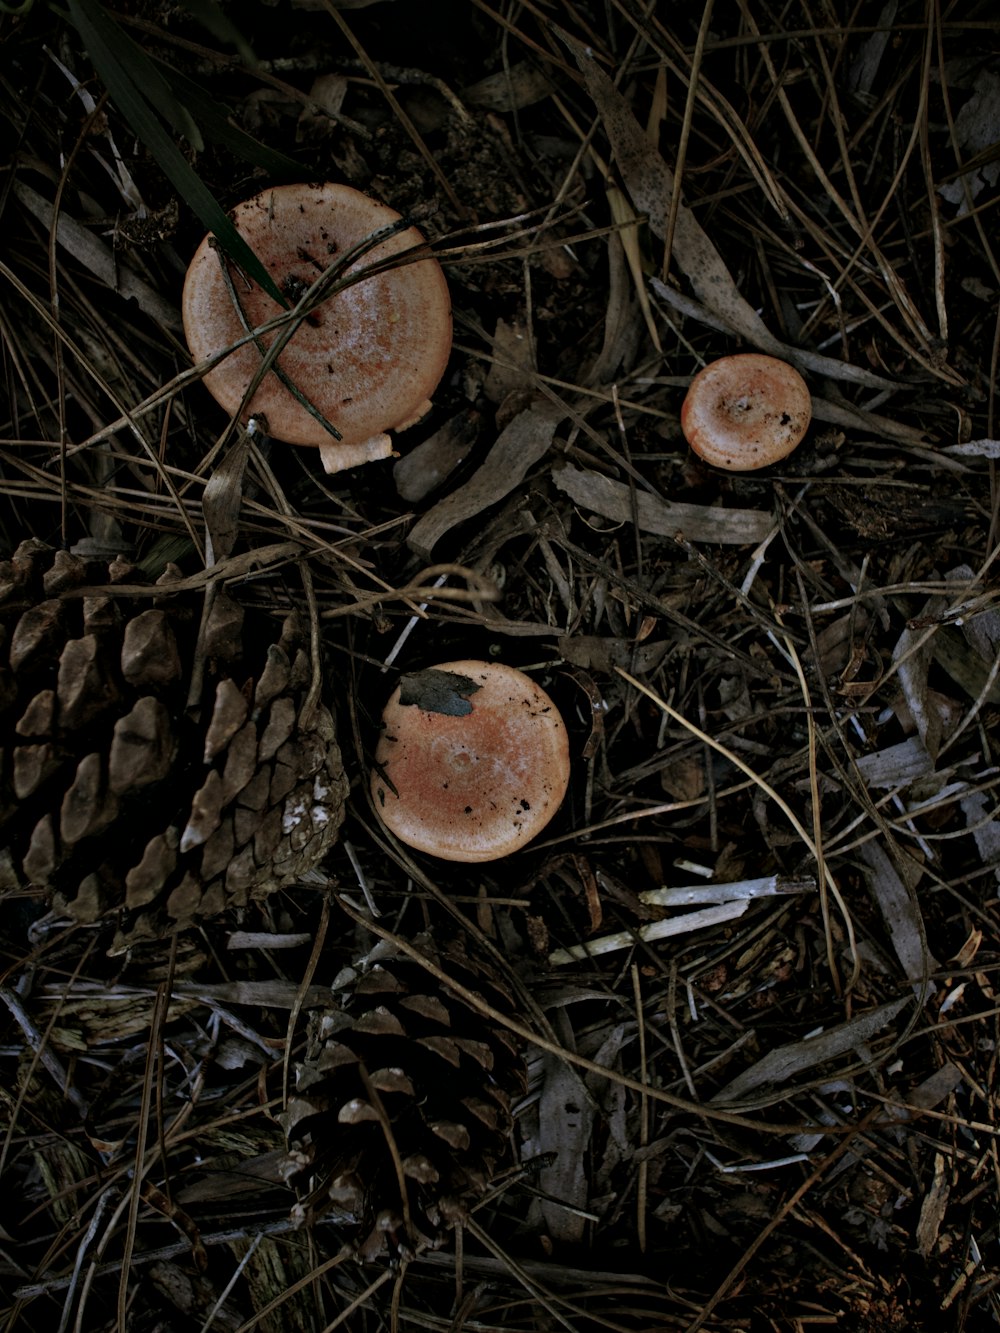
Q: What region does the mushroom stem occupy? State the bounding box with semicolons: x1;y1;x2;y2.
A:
318;435;394;474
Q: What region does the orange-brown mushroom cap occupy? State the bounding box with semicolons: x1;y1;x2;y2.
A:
680;353;812;471
182;182;452;472
371;660;570;862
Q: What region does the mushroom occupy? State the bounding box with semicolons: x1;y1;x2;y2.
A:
371;660;570;862
680;353;812;471
182;182;452;474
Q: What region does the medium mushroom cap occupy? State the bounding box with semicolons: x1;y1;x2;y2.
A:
680;353;812;471
371;660;570;862
182;182;452;472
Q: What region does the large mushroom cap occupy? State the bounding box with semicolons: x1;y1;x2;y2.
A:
680;353;812;471
182;182;452;471
371;660;570;863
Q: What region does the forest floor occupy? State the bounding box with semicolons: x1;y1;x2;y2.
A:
2;1;1000;1330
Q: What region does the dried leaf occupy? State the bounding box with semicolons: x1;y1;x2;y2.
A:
846;0;898;95
937;68;1000;210
203;433;250;568
892;620;940;758
639;875;815;908
559;634;670;674
393;409;479;502
809;394;927;443
915;1152;950;1258
533;1040;592;1241
553;461;773;545
407;405;562;557
648;276;909;396
549;901;749;965
658;752;705;802
567;37;774;347
858;840;940;986
66;0;287;306
853;737;934;789
710;997;912;1105
945;565;1000;661
958;790;1000;891
13;182;183;331
586;220;641;384
397;668;480;716
932;627;1000;705
484;317;535;404
299;71;348;128
942;437;1000;458
462;61;552;112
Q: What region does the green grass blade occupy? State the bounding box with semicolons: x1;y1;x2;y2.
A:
68;0;204;150
67;0;287;307
151;58;303;177
176;0;257;67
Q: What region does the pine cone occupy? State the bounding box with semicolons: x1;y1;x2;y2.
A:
0;540;348;946
279;931;526;1260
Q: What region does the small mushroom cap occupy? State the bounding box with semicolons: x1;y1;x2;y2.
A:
371;660;570;863
680;353;812;471
182;182;451;460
